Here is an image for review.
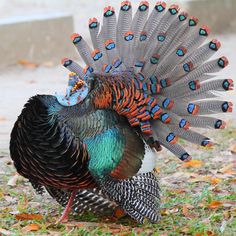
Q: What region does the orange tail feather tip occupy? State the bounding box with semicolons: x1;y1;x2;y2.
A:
167;133;178;145
227;102;233;112
219;121;226;129
167;100;174;109
70;33;82;45
61;58;72;67
89;18;98;29
121;1;131;7
156;1;167;8
184;121;190;130
89;17;98;24
104;6;115;17
139;1;149;7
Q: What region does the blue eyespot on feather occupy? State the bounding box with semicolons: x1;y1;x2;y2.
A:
209;39;221;51
157;34;166;42
188;80;200;91
103;64;112;73
183;62;193;72
179;13;187;21
218;57;229;68
121;1;131;11
176;47;187;57
113;59;122;68
222;102;232;112
105;39;116;50
189;17;198;26
199;26;210;36
124;31;134;41
71;33;82;44
140;33;147;41
151;104;161;115
222;79;233;91
149;75;158;84
179;119;189;129
135;60;145;68
187;103;199;115
160;113;170;123
91;49;102;61
180;153;191;161
155;2;166;12
215;120;225;129
201;139;211;147
139;2;149;11
166;133;177;144
162;98;173;109
150;54;160;64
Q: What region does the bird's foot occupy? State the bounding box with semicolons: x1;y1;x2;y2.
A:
56;190;77;224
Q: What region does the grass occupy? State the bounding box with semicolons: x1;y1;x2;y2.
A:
0;126;236;235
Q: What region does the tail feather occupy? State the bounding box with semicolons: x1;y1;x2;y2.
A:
45;186;117;215
182;116;226;129
101;172;160;223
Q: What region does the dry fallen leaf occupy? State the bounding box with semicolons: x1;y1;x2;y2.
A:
22;223;40;232
211;178;222;185
181;160;203;168
195;233;204;236
182;205;189;217
224;169;236;175
220;164;235;173
188;175;211;183
206;231;216;236
171;189;186;194
113;208;126;218
154;167;161;173
18;60;38;69
208;201;223;209
15;213;43;221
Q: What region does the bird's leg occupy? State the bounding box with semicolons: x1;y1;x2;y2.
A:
56;190;77;223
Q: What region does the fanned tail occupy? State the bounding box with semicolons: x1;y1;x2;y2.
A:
59;1;233;162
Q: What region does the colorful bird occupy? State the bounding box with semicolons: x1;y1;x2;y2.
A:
10;1;233;224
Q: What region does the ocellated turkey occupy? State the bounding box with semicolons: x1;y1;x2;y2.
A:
10;1;233;224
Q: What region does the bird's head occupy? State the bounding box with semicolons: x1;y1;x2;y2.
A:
55;72;90;106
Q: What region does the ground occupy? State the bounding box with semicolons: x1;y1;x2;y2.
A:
0;121;235;235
